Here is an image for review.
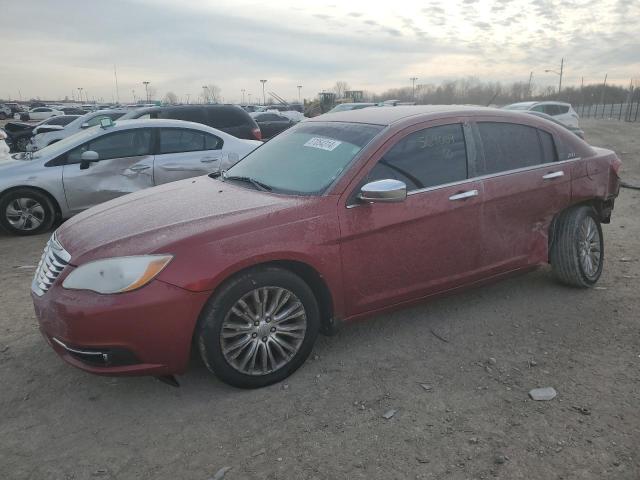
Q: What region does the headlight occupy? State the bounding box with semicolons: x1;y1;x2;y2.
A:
62;255;172;294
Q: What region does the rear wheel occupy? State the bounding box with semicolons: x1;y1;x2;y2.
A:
197;267;320;388
550;206;604;287
0;188;56;236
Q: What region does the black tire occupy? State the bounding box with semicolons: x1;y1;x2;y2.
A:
0;112;6;120
197;267;320;388
550;205;604;288
0;188;56;236
15;137;30;152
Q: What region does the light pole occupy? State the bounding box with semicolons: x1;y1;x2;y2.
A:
185;93;191;104
248;93;252;104
142;81;151;102
241;89;246;104
132;89;136;102
202;85;209;104
410;77;418;100
527;71;533;98
78;88;83;104
260;79;267;105
297;85;302;103
545;57;564;95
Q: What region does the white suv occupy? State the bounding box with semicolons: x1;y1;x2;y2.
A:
503;101;579;128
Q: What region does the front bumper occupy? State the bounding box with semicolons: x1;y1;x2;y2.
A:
33;279;212;376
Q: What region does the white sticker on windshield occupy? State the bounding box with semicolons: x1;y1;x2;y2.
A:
304;137;342;151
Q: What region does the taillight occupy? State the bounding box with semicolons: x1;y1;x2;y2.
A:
252;128;262;141
612;156;622;175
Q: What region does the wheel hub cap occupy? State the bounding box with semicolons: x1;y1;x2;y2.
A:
578;216;601;278
6;198;45;231
220;286;307;376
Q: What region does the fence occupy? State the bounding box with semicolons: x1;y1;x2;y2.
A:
576;91;640;122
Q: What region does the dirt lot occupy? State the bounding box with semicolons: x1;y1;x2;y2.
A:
1;119;639;480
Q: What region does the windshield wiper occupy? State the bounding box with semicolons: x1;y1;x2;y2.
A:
222;174;272;192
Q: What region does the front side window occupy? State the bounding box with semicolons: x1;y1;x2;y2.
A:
366;123;468;191
225;122;383;195
477;122;543;174
87;115;112;127
67;129;152;163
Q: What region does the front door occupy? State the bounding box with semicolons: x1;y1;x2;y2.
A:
338;121;486;316
62;128;154;212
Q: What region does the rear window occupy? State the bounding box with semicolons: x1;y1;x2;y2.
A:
477;122;543;174
207;106;253;128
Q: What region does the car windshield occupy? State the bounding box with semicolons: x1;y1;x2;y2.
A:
224;121;383;195
32;127;99;159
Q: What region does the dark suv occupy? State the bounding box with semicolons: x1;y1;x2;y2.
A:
119;105;262;140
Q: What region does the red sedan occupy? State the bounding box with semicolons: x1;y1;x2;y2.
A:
32;106;621;388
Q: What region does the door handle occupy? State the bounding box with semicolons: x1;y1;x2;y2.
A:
542;171;564;180
200;157;220;163
449;189;479;201
129;164;150;172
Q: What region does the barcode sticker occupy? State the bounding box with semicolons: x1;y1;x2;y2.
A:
303;137;342;151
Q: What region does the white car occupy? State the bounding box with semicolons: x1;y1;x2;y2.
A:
32;109;127;149
0;130;10;163
19;107;64;121
0;119;261;234
503;101;579;128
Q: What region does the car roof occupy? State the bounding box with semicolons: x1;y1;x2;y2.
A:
111;118;233;137
309;105;504;126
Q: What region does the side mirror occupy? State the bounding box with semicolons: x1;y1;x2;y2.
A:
358;179;407;203
79;150;99;170
80;122;90;129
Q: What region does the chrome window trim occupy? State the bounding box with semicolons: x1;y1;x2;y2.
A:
346;156;581;208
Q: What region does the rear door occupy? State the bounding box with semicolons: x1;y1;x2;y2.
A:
473;120;571;272
153;127;225;184
62;128;154;212
338;120;486;315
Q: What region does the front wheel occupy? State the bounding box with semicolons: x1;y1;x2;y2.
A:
550;206;604;287
0;188;56;235
197;267;320;388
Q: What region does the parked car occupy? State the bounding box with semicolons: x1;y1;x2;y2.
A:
0;119;261;235
250;111;294;139
522;110;585;139
29;106;621;388
61;107;88;115
503;101;579;128
4;115;80;152
327;102;376;113
119;105;262;140
31;109;127;149
17;107;64;121
0;130;10;163
0;104;12;119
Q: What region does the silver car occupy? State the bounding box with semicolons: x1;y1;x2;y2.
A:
0;119;261;235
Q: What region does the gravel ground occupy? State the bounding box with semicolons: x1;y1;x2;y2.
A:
1;119;639;480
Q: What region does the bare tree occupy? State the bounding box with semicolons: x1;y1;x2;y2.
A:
202;84;222;103
164;91;178;104
333;81;351;98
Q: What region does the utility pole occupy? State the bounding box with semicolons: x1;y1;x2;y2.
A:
142;81;150;102
241;89;246;104
599;73;608;108
410;77;418;100
558;57;564;94
527;71;533;98
297;85;303;103
260;80;267;105
114;65;120;104
202;85;209;104
248;93;252;104
78;87;83;104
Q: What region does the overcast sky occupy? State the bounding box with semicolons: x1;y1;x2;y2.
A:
1;0;638;103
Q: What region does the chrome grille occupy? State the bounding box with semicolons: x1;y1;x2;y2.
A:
32;232;71;296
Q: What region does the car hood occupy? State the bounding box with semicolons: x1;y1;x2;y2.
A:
57;175;312;264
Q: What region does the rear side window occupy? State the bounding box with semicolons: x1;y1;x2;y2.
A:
477;122;542;174
538;130;557;163
158;128;222;154
367;123;468;190
555;105;569;114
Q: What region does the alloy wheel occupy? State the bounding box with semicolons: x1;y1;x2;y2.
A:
578;216;601;279
6;198;45;232
220;286;307;376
